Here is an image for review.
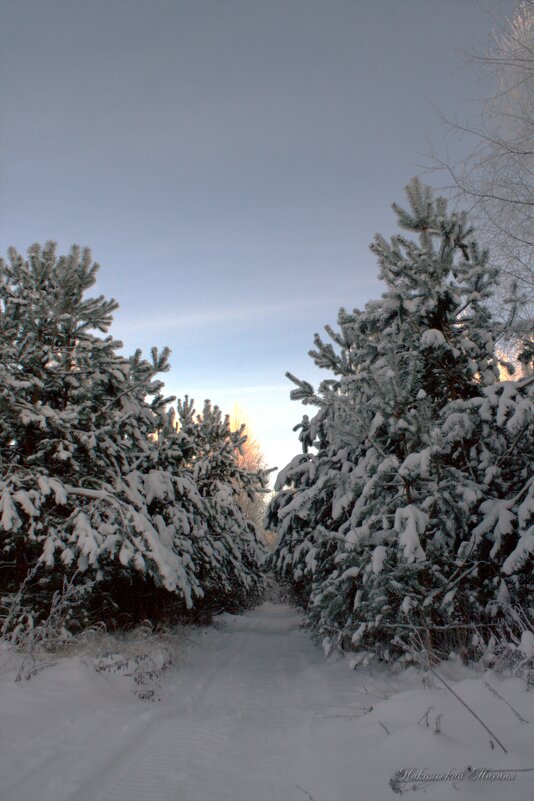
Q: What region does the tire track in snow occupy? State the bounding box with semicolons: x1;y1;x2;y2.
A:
78;631;252;801
82;604;314;801
94;717;234;801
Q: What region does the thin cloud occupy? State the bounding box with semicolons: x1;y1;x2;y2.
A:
173;384;291;399
114;296;338;335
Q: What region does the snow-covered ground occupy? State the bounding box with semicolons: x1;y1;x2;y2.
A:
1;601;533;801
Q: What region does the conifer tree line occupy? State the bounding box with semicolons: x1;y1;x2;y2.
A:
0;243;269;638
266;179;533;664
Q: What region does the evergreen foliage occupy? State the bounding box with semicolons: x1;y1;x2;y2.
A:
267;180;533;663
0;243;267;638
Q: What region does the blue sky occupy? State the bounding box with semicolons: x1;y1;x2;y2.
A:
0;0;515;478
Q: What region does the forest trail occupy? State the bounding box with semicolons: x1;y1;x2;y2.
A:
1;602;387;801
2;601;533;801
68;602;368;801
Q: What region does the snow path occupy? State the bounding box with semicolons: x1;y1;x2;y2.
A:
1;602;533;801
73;603;365;801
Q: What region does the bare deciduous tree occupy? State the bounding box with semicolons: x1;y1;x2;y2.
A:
230;403;275;547
430;1;533;365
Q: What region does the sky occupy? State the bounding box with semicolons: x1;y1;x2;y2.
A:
0;0;516;480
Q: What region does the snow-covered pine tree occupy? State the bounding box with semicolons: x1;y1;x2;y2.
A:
0;243;194;632
172;398;269;615
265;406;344;606
267;179;533;663
0;243;268;636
